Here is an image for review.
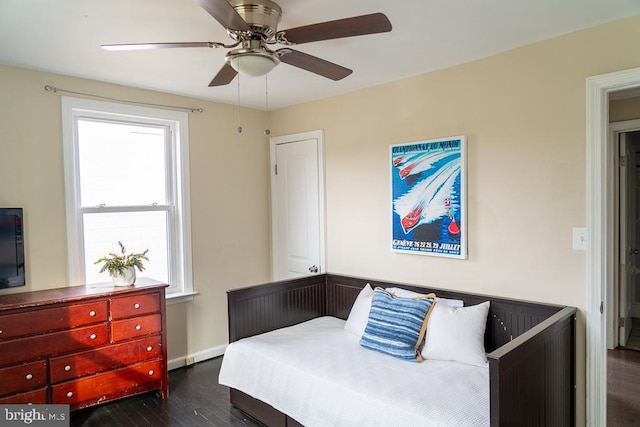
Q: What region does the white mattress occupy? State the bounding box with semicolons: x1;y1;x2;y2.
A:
219;316;489;427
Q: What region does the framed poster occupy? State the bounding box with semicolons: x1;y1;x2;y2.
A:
390;136;467;259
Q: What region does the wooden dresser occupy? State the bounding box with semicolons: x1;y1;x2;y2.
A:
0;279;168;410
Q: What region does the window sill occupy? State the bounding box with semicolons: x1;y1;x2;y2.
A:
166;291;199;304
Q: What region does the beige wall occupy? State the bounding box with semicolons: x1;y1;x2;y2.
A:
269;14;640;425
0;65;272;360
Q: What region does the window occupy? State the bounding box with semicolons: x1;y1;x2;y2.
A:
62;97;193;300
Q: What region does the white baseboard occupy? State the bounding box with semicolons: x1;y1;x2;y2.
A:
167;344;227;371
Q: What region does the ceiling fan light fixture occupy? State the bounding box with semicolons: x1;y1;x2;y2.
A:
227;50;279;77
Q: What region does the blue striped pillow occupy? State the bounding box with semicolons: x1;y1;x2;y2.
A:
360;288;436;362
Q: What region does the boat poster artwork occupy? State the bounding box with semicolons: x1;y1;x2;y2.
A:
390;136;467;259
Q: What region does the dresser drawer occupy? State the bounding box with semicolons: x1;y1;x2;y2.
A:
110;313;161;342
0;301;108;340
0;324;108;367
0;360;47;396
51;358;163;406
0;387;48;405
110;292;160;319
50;335;162;383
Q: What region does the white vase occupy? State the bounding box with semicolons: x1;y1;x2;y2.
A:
111;266;136;287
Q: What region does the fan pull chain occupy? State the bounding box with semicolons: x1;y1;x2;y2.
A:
236;67;242;134
264;75;271;136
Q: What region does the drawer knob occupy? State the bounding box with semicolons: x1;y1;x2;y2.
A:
65;365;72;372
135;325;142;331
90;333;97;340
146;346;153;352
89;310;96;317
25;374;33;380
134;303;141;309
67;391;73;398
148;370;154;376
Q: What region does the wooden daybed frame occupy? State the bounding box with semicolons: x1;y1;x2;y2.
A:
226;273;577;427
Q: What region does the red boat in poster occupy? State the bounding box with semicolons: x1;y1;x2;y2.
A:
393;156;406;167
401;206;423;233
399;164;415;178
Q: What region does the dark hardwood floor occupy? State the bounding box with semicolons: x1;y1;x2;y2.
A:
608;346;640;426
625;317;640;351
70;357;262;427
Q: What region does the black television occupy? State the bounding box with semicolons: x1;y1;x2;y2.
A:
0;208;25;289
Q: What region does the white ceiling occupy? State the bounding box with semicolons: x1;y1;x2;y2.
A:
1;0;639;110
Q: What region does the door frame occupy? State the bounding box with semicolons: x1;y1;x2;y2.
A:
269;129;326;280
587;66;640;426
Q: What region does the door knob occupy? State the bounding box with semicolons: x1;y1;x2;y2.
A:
631;248;639;255
309;265;319;273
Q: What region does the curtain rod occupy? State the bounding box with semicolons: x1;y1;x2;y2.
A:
43;85;204;113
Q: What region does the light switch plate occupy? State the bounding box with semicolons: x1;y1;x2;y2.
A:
572;227;587;251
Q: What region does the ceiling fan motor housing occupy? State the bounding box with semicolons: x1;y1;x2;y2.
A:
229;0;282;39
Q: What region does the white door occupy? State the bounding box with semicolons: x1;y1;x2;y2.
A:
270;130;325;280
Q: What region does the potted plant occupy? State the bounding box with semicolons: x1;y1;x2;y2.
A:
95;241;149;286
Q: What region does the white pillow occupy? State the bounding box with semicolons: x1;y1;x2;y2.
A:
422;301;490;366
344;283;374;337
386;287;464;308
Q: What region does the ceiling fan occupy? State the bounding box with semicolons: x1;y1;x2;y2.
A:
101;0;392;87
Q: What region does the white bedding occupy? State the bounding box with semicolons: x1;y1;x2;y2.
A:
219;316;489;427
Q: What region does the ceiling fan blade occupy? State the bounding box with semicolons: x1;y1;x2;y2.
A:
277;49;352;81
209;63;238;87
194;0;250;31
102;42;224;51
280;13;391;45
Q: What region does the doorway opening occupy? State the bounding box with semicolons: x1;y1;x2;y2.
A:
613;128;640;352
608;138;640;421
606;107;640;425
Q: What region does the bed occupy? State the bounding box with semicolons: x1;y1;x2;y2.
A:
220;274;576;426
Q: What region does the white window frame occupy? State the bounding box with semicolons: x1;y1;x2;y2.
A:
61;96;194;302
